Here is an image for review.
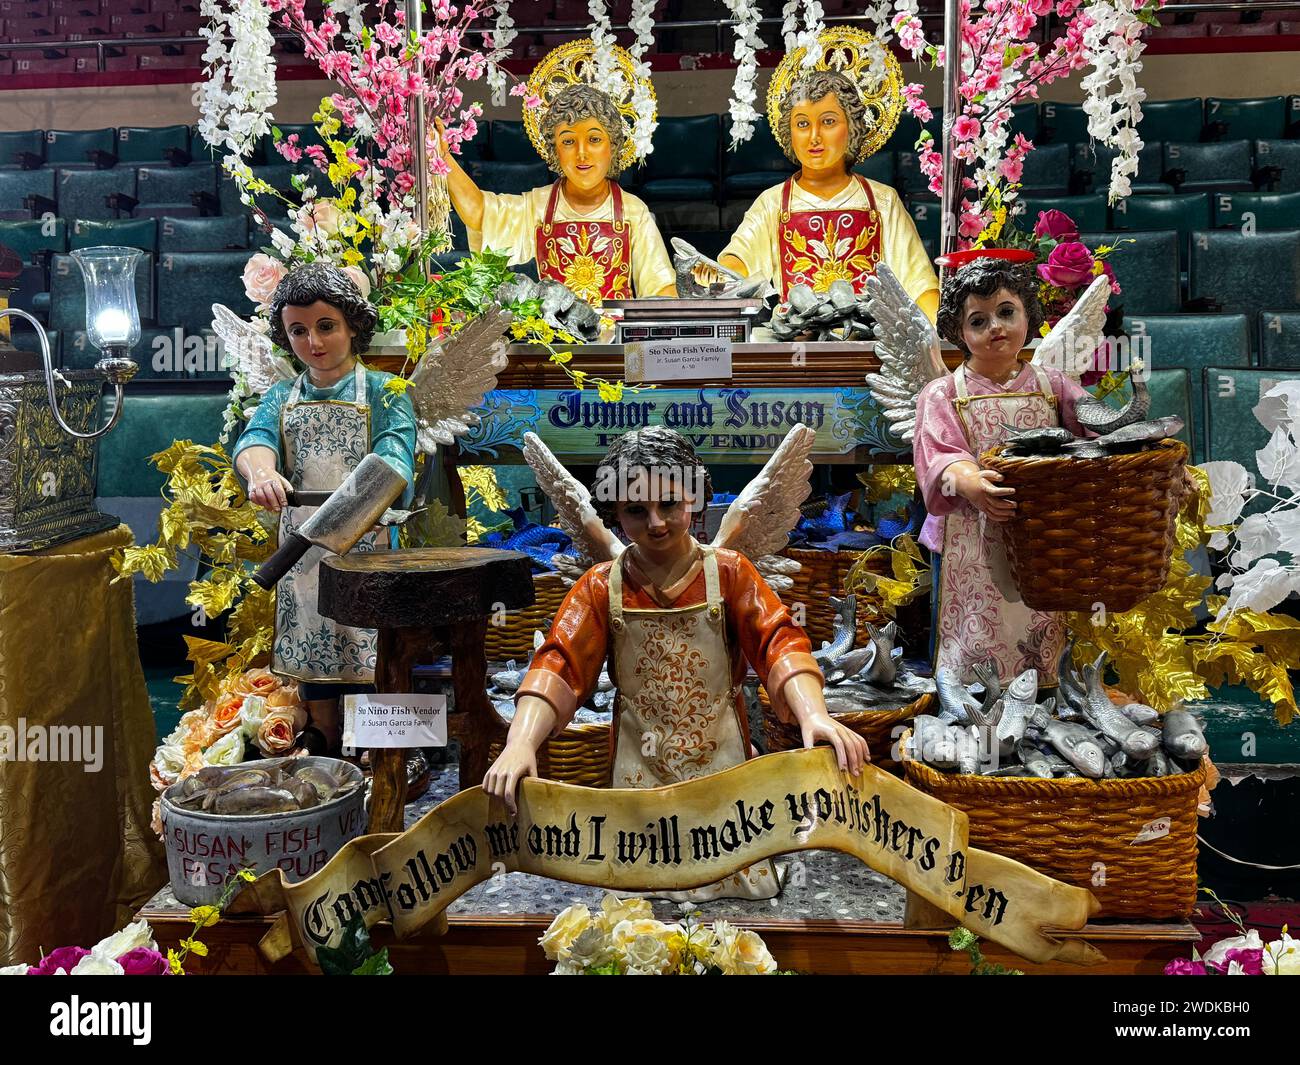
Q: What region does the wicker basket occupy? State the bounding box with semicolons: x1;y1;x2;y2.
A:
487;722;611;788
484;572;568;661
779;547;889;647
903;748;1205;919
978;438;1188;613
758;688;934;771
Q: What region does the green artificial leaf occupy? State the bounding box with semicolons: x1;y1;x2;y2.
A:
317;915;375;975
351;948;393;976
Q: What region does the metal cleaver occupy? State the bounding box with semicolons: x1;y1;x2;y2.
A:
253;453;407;589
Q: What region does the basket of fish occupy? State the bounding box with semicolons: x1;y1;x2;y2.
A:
483;572;569;661
160;757;366;906
980;409;1189;612
778;549;889;647
759;594;936;769
901;648;1208;919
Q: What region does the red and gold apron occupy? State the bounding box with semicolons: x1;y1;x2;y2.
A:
777;174;882;298
934;363;1065;686
609;545;781;901
534;181;633;305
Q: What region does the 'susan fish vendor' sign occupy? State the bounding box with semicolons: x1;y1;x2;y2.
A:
233;749;1101;968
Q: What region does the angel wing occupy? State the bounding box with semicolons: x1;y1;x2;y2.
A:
522;431;623;565
712;423;816;562
862;264;947;443
211;303;296;396
405;306;514;454
1032;273;1111;380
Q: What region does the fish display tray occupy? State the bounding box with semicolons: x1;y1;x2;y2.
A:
902;752;1206;919
484;572;568;661
487;722;611;788
978;439;1188;614
757;688;934;771
778;547;889;646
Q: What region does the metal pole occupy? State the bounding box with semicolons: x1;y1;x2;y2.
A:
406;0;429;241
939;0;963;276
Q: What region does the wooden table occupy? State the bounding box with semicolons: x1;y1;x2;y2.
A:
318;546;534;833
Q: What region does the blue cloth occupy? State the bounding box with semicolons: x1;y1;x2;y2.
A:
232;363;417;507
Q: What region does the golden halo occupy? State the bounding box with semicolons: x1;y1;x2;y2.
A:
523;38;655;173
766;26;905;164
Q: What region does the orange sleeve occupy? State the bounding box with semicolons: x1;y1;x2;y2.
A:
518;563;612;732
723;552;823;721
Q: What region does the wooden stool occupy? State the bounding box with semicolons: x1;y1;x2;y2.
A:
319;547;534;833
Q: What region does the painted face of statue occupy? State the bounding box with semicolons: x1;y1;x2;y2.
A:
960;288;1031;365
554;116;613;197
789;92;851;176
615;467;699;563
280;300;358;380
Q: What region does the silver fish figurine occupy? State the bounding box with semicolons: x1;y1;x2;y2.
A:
861;621;900;687
1001;424;1076;455
954;724;984;775
995;668;1038;754
1074;362;1151;434
1093;415;1184;450
1017;740;1056;778
1119;702;1160;726
1161;706;1207;760
812;595;857;666
912;715;960;769
967;660;1004;729
935;666;981;724
1043;719;1107;778
1081;654;1158;758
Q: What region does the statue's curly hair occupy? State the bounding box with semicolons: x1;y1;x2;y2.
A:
592;425;714;528
776;70;870;167
936;258;1045;355
267;262;378;356
539;84;628;179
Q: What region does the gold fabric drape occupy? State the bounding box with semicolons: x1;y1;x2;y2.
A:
0;524;165;965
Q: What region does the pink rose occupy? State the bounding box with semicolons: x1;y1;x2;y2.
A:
1164;957;1207;975
28;946;90;975
242;253;287;309
117;947;170;976
297;199;346;238
1033;209;1079;242
1037;241;1096;289
341;266;372;300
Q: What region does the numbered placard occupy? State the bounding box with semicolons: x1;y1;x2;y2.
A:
343;693;447;749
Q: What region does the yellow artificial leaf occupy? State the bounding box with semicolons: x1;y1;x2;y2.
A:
183;636;236;670
1246;658;1297;725
167;949;184;976
466;517;487;544
856;464;917;502
113;543;178;584
549;349;573;364
187;571;242;619
461;466;508;512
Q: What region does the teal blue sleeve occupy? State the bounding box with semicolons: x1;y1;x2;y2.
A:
231;380;290;464
367;370;417;508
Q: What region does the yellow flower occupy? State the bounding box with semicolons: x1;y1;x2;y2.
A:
238;869;257;883
189;905;220;928
167;948;184;975
596;380;624;403
180;937;209;958
549;349;573;365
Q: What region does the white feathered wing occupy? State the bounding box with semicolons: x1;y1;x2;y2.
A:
522;431;623;568
211;303;296;395
1031;272;1112;381
862;263;947;443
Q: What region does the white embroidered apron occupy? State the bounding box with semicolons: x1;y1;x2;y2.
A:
934;363;1065;686
609;546;782;901
272;363;382;683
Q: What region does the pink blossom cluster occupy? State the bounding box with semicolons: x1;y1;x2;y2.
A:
264;0;490;211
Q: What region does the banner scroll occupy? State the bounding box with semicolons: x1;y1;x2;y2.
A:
233;748;1103;967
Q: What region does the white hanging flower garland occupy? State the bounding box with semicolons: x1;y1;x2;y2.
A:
723;0;764;145
627;0;659;159
589;0;627;100
197;0;278;158
486;0;518;108
1080;0;1150;203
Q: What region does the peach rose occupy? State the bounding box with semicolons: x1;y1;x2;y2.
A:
255;704;308;756
296;199;345;238
243;253;287;308
150;799;164;840
265;687;302;711
180;749;206;779
229;667;279;699
341;265;372;300
211;692;246;734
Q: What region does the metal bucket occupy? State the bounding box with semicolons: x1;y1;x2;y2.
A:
160;757;367;906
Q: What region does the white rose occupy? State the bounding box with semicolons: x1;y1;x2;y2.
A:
1203;930;1263;971
624;934;674;976
716;929;777;975
562;925;616;971
239;694;269;739
599;894;654;932
551;958;586;976
202;728;246;767
1263;932;1300;975
342;266;372;300
0;964;29;975
610;917;672;948
538;904;591;961
90;920;157;961
69;953;124;975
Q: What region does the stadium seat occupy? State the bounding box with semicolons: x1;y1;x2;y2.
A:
0;168;56;219
63;326;195;381
7;323;59;364
1188;230;1300;318
1008;103;1040;142
1254;140;1300;194
447;119;489;163
1136;99;1204;144
44;127;116;168
1072;140;1168;192
1112;193;1212;270
1016;192;1109;233
55;166;138;220
68;216;157;252
1040;101;1089;145
156;251;258;335
634;116;720;204
1205;367;1300;512
1122;313;1251;460
1259;310;1300;368
895;149;932;198
884;108;942;155
1162;140;1254;195
134;163;219;216
218;164;310;220
0;129;44;169
1018;142;1071;196
722;116;794;198
464;160;551;196
45;250;154;332
490;120;535;164
1213;190;1300;231
906;198;941;249
115;125;192;167
1094;367;1195;457
0;217;66;262
1079;230;1181;315
852;151;895;187
158;214;249;252
1204;97;1290;141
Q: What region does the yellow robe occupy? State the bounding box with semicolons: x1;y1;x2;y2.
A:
469;184;676;298
720;177;939;305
